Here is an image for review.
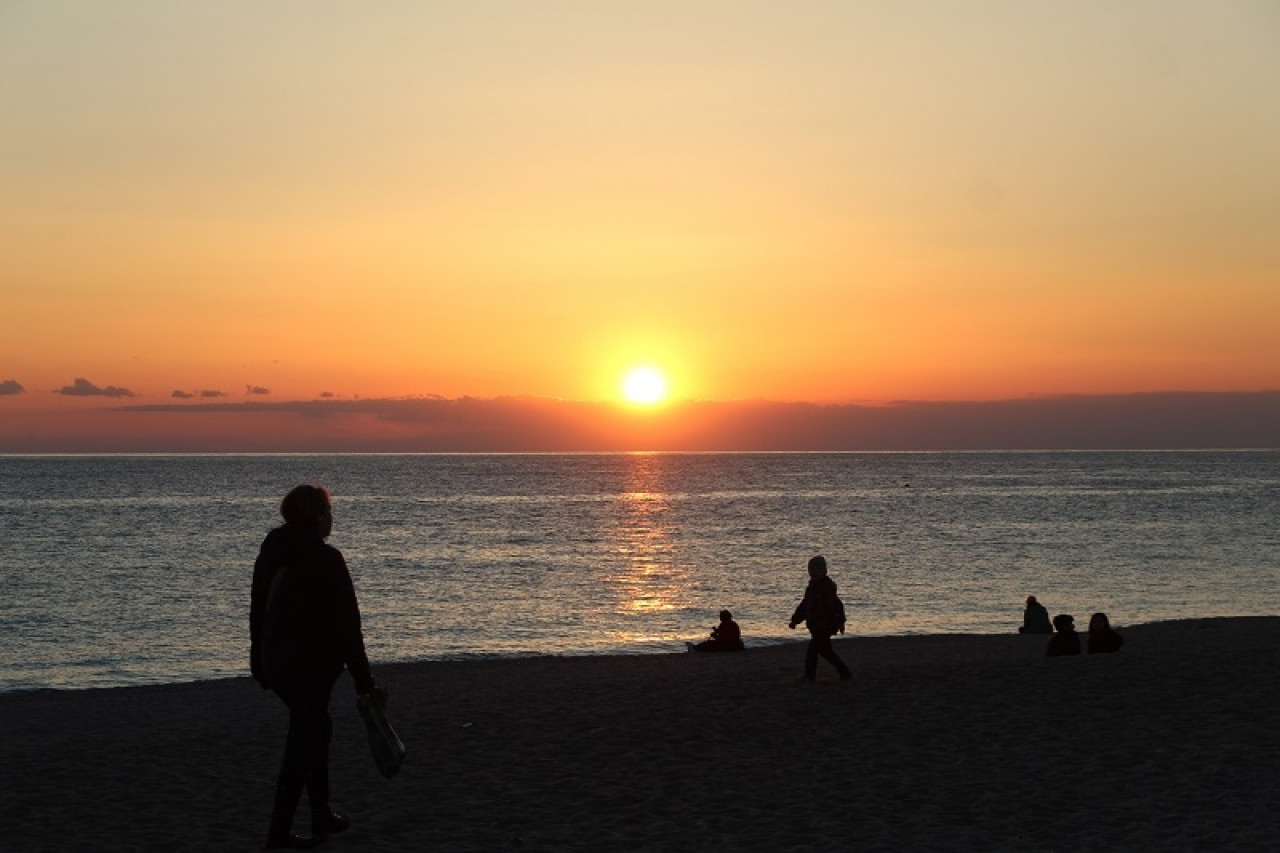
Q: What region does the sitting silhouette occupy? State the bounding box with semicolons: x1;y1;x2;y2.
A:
1087;612;1124;654
689;610;745;652
1046;613;1082;656
1018;595;1053;634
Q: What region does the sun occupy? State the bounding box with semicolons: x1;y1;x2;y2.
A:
621;366;669;406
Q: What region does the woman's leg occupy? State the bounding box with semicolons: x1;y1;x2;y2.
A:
268;680;335;843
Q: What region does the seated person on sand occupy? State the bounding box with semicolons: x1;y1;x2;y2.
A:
1046;613;1081;656
1087;612;1124;654
689;610;745;652
1018;595;1053;634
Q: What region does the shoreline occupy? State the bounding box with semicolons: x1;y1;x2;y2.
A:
3;616;1277;851
8;614;1278;697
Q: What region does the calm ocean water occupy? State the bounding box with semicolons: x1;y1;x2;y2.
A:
1;452;1277;692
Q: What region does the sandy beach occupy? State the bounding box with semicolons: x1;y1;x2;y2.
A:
2;616;1277;852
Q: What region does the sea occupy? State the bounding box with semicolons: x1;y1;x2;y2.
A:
1;451;1277;693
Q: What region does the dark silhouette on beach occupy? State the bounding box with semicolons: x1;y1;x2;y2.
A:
689;609;745;652
251;484;377;850
1087;612;1125;653
788;555;853;681
1019;595;1053;634
1046;613;1082;656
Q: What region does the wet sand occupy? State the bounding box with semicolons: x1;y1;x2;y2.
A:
2;616;1277;851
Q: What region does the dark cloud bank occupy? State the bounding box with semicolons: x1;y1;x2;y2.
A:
69;390;1280;453
56;377;136;398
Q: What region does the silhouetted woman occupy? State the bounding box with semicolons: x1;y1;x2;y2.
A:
251;484;377;850
1087;612;1124;654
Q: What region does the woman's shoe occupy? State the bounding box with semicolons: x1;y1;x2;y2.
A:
311;810;351;839
264;832;321;850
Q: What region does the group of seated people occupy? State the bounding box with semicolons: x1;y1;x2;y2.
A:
689;596;1124;657
1020;595;1124;655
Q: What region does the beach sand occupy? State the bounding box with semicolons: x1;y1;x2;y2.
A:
2;616;1277;852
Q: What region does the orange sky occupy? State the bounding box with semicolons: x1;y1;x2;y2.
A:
3;2;1279;447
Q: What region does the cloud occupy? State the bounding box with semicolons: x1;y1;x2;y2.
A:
246;385;270;396
0;379;23;395
56;377;136;398
319;391;335;398
175;389;229;399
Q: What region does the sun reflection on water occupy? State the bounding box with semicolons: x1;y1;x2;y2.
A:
607;454;691;624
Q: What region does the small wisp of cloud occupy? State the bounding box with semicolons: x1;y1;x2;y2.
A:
56;378;136;398
246;385;270;396
0;379;24;396
173;389;229;399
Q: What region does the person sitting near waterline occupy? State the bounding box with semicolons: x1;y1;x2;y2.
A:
1046;613;1082;656
689;610;745;652
1087;612;1125;654
1018;595;1054;634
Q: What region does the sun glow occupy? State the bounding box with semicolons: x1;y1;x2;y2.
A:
621;366;669;406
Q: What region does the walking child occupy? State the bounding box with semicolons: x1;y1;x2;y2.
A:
788;555;853;681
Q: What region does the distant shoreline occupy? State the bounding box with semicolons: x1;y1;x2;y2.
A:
5;447;1280;458
4;391;1280;453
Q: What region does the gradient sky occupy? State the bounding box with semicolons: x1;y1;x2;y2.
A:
3;2;1279;442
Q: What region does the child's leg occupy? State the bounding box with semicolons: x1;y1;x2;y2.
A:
815;634;852;679
804;637;820;680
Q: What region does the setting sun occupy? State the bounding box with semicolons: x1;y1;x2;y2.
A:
621;367;668;406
